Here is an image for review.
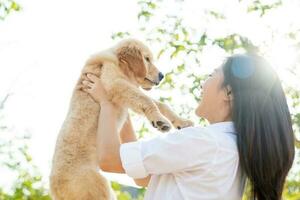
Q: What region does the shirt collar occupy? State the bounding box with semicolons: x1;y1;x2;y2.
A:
206;121;236;134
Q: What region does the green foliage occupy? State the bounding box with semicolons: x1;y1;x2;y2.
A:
246;0;282;16
0;95;51;200
0;0;20;20
283;178;300;200
213;34;258;54
111;182;145;200
137;0;157;21
136;122;149;139
112;32;130;40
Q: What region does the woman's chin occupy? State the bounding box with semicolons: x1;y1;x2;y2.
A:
195;108;200;117
195;106;204;117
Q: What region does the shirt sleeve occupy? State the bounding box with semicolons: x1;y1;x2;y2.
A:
119;127;218;179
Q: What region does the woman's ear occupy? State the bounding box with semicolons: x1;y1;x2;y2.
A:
223;85;233;101
116;45;147;78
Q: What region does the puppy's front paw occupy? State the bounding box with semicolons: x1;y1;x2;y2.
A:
150;115;172;132
172;118;194;130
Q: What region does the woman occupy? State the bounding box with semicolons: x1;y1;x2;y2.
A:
81;54;295;200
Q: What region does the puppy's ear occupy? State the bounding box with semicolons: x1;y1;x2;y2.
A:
116;46;147;78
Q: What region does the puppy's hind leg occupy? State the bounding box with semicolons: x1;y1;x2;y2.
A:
67;168;115;200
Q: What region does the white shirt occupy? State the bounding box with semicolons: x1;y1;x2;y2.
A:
120;121;246;200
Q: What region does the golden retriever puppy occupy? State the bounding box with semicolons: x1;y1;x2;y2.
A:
50;39;193;200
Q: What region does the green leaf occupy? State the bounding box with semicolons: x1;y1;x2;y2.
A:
157;49;165;59
170;45;186;58
147;2;156;9
138;10;153;20
11;1;20;11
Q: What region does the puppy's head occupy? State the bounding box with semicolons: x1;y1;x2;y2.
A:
116;39;164;90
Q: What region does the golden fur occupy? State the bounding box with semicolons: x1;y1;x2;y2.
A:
50;39;193;200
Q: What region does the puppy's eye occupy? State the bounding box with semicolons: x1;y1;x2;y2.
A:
145;57;150;62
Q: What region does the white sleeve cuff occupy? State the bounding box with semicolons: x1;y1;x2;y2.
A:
120;141;149;179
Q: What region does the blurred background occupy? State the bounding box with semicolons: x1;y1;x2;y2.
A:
0;0;299;199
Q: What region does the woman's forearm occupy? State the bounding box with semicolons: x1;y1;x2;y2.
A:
97;105;150;186
97;102;124;173
120;116;138;143
120;116;151;187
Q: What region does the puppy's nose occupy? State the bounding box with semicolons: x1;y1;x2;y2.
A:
158;72;164;81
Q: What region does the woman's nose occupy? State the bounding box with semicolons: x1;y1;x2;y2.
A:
200;80;204;89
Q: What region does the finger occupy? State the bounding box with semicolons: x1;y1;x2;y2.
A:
82;87;92;93
87;73;99;82
82;80;94;88
82;73;94;83
76;84;83;90
81;75;90;82
80;82;92;90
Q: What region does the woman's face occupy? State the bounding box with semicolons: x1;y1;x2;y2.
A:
195;67;232;123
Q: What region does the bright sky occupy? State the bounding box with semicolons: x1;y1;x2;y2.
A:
1;0;300;190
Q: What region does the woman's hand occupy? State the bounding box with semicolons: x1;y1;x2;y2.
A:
81;73;109;104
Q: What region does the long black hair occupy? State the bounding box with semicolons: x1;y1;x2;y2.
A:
221;54;295;200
